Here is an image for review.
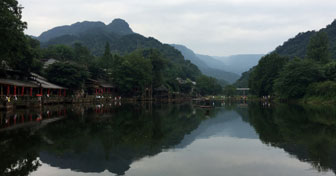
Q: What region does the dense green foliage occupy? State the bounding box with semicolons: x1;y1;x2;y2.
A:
324;61;336;81
111;50;153;95
45;62;90;89
306;81;336;98
249;28;336;101
223;85;236;96
273;59;323;99
306;32;331;63
196;75;222;95
42;45;75;61
0;0;36;74
249;53;288;96
42;45;221;96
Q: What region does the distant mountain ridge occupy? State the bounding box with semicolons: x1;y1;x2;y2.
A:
38;19;134;42
170;44;240;84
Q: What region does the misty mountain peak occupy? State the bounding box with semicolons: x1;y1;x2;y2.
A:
107;18;133;35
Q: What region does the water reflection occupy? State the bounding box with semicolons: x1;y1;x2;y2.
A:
247;103;336;174
0;102;335;176
37;103;210;175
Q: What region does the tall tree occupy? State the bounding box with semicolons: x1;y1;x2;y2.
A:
100;42;113;69
144;49;167;87
306;31;331;63
0;0;33;74
0;0;26;59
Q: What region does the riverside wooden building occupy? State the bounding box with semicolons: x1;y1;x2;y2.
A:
0;72;67;98
85;79;116;96
0;70;68;109
0;70;121;110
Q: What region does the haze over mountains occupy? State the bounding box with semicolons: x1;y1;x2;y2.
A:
36;18;263;84
212;54;264;74
171;44;263;83
170;44;239;84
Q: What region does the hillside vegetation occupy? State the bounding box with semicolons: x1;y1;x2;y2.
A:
249;27;336;103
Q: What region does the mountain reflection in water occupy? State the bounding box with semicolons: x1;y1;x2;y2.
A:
0;102;335;176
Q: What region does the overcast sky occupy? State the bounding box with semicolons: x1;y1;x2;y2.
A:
19;0;336;56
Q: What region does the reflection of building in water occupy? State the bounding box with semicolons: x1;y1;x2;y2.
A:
0;106;67;131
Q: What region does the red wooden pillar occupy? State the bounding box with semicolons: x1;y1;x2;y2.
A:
7;85;10;95
40;87;43;95
13;86;16;96
63;89;66;97
21;86;24;96
30;87;33;96
48;89;50;95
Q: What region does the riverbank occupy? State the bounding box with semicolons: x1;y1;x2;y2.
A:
299;96;336;105
0;95;196;110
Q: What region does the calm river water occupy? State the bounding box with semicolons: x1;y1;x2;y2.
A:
0;102;336;176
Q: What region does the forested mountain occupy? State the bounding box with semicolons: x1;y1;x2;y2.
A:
32;19;226;95
170;44;240;84
37;19;204;79
274;20;336;59
38;19;133;42
236;20;336;90
247;19;336;100
38;19;198;66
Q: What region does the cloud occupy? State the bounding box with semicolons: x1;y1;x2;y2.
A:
19;0;336;55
